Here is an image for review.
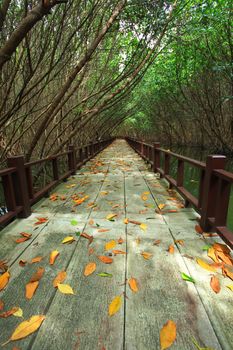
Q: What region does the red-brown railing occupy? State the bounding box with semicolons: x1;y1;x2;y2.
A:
0;139;113;226
126;137;233;249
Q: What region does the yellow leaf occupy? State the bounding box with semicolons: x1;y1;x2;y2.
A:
158;204;166;210
207;247;219;263
0;271;10;291
84;262;96;276
196;258;216;272
49;250;59;265
141;194;148;201
128;278;138;293
140;223;147;232
108;295;122;316
106;213;117;220
53;271;67;288
105;240;116;251
226;285;233;291
13;307;23;318
57;283;74;295
160;320;177;350
62;236;75;244
3;315;45;344
141;252;152;260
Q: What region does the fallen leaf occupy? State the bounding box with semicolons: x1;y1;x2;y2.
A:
128;277;138;293
80;232;93;245
19;260;27;267
49;250;59;265
153;239;161;246
136;237;141;245
53;271;67;288
98;229;110;233
98;256;113;264
141;252;152;260
62;236;75;244
70;219;78;226
112;250;126;255
89;219;94;225
140;223;147;232
208;247;219;263
181;272;195;283
35;217;48;225
88;247;94;255
196;258;216;272
105;240;116;251
124;218;129;224
174;239;184;246
108;295;122;316
222;266;233;281
0;271;10;291
0;299;4;310
160;320;176;350
31;256;43;264
210;276;220;294
25;281;39;300
106;213;117;221
2;315;45;345
213;242;230;255
30;267;44;282
226;285;233;291
128;219;141;225
215;251;233;266
141;194;148;201
13;307;23;318
0;259;8;272
168;244;175;254
20;232;32;238
97;272;113;278
118;237;124;244
158;204;166;210
195;225;203;234
0;307;19;318
84;262;96;276
57;283;74;295
16;237;30;243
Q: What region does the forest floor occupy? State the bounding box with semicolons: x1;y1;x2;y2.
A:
0;140;232;350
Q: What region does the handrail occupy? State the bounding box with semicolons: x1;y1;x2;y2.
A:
126;137;233;248
0;138;113;227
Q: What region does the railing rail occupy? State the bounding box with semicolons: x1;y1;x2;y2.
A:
126;137;233;248
0;138;113;227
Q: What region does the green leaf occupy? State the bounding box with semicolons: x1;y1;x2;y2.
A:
96;223;100;227
97;272;113;278
75;231;81;236
202;245;211;251
181;272;195;283
71;220;78;226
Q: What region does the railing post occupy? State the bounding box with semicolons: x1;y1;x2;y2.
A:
153;142;160;172
177;159;184;187
52;158;59;180
68;145;76;175
200;155;226;231
7;156;31;218
164;153;170;175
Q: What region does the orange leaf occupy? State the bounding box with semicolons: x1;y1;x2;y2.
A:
118;237;124;244
31;256;43;264
174;239;184;246
222;266;233;280
98;256;113;264
124;218;129;224
35;217;48;225
84;262;96;276
25;281;39;299
30;267;45;282
215;251;233;266
0;299;4;310
210;276;220;293
160;320;176;350
98;229;110;233
105;240;116;251
20;232;32;238
128;277;138;293
128;219;141;225
168;245;175;254
89;219;94;225
53;271;67;287
195;225;203;234
0;307;19;318
141;252;152;260
0;271;10;291
213;242;230;255
49;250;59;265
16;237;30;243
112;250;126;255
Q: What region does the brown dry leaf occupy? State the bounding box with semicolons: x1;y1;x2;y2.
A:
53;271;67;287
0;271;10;291
19;260;27;267
196;258;216;272
25;281;39;300
128;277;138;293
80;232;93;245
0;307;19;318
30;267;45;283
108;295;122;316
98;229;110;233
112;250;126;255
195;225;203;234
0;299;4;311
174;239;184;246
98;256;113;264
49;250;59;265
168;245;175;254
31;256;43;264
105;240;116;251
128;219;142;225
118;237;124;244
0;259;8;272
222;266;233;281
2;315;45;345
16;237;30;243
210;276;220;294
84;262;96;277
141;252;153;260
215;251;233;266
20;232;32;238
160;320;177;350
153;239;161;246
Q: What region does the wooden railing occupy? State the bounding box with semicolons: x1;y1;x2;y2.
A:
0;139;113;226
126;137;233;248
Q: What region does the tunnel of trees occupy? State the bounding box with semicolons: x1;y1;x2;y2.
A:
0;0;232;167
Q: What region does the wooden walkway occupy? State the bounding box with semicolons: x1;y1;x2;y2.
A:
0;139;232;350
